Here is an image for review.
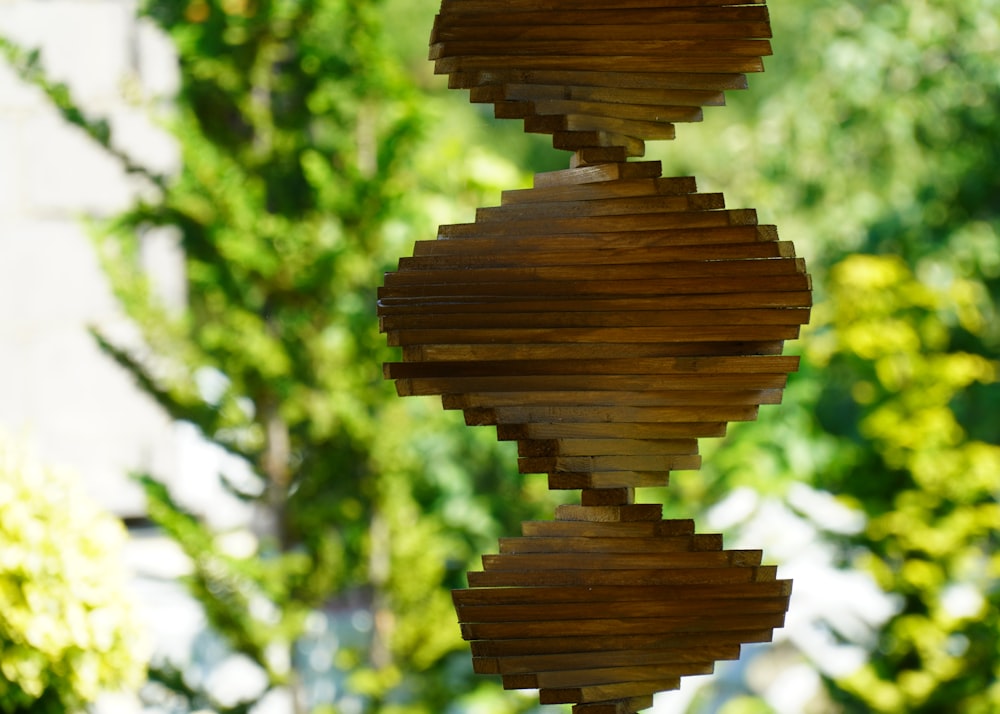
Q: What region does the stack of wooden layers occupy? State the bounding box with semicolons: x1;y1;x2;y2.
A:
454;512;791;711
431;0;773;161
378;160;811;492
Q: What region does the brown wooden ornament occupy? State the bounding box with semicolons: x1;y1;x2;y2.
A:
378;2;808;712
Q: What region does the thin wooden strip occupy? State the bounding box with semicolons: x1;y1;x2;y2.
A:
399;243;794;270
395;372;789;397
406;342;788;362
440;0;766;13
548;472;675;489
489;84;725;109
515;455;703;473
411;226;778;256
500;175;694;204
438;209;755;237
434;22;771;43
534;160;662;187
435;54;766;75
459;596;790;624
380;280;810;303
510;662;712;691
496;534;722;555
482;552;762;572
552;129;647;154
384;258;805;286
451;69;750;93
497;422;729;440
534;102;704;126
382;306;807;330
514;453;720;473
538;113;684;140
521;519;694;537
482;644;741;676
433;6;770;30
431;38;772;60
386;325;801;348
474;193;723;222
572;698;655;714
386;355;800;378
461;612;785;640
469;629;773;659
480;550;754;571
454;581;792;607
401;243;794;270
469;404;759;427
447;389;783;409
382;293;801;316
518;438;697;456
556;503;664;523
542;679;679;705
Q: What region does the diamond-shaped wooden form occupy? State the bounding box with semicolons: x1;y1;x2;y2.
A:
456;512;791;710
378;2;808;712
431;0;773;161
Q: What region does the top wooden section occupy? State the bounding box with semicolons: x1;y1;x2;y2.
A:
431;0;772;160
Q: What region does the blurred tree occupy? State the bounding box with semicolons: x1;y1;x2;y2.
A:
0;433;146;714
654;1;1000;712
3;1;555;712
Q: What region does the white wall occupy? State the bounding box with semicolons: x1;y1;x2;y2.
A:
0;0;251;525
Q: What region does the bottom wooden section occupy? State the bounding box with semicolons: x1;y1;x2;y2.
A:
454;514;790;712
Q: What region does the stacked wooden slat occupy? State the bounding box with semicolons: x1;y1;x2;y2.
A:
431;0;773;160
454;511;791;711
378;160;811;492
380;2;805;710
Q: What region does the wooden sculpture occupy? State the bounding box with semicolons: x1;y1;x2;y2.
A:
378;1;810;711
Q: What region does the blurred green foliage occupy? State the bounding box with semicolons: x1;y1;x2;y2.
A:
654;1;1000;712
2;0;998;712
0;434;146;713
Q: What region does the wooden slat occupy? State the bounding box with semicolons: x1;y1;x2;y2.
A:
468;404;759;426
542;679;679;705
446;389;782;409
499;175;694;204
497;422;729;440
522;518;694;537
480;549;760;571
487;84;725;109
513;452;712;473
436;54;766;76
454;581;791;607
496;534;723;555
509;661;712;690
450;69;750;93
435;22;771;43
548;472;675;489
431;39;772;61
439;0;766;14
459;596;789;624
432;7;770;32
411;226;778;256
380;280;810;302
469;629;774;659
399;244;796;271
404;342;789;362
517;438;698;456
386;355;799;378
460;612;785;640
480;643;740;675
395;372;789;397
438;206;755;237
474;193;723;221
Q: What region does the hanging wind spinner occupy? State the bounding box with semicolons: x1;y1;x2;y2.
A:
378;1;811;712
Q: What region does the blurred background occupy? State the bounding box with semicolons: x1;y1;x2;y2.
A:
0;0;997;713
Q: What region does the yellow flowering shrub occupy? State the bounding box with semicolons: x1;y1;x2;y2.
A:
0;435;146;713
